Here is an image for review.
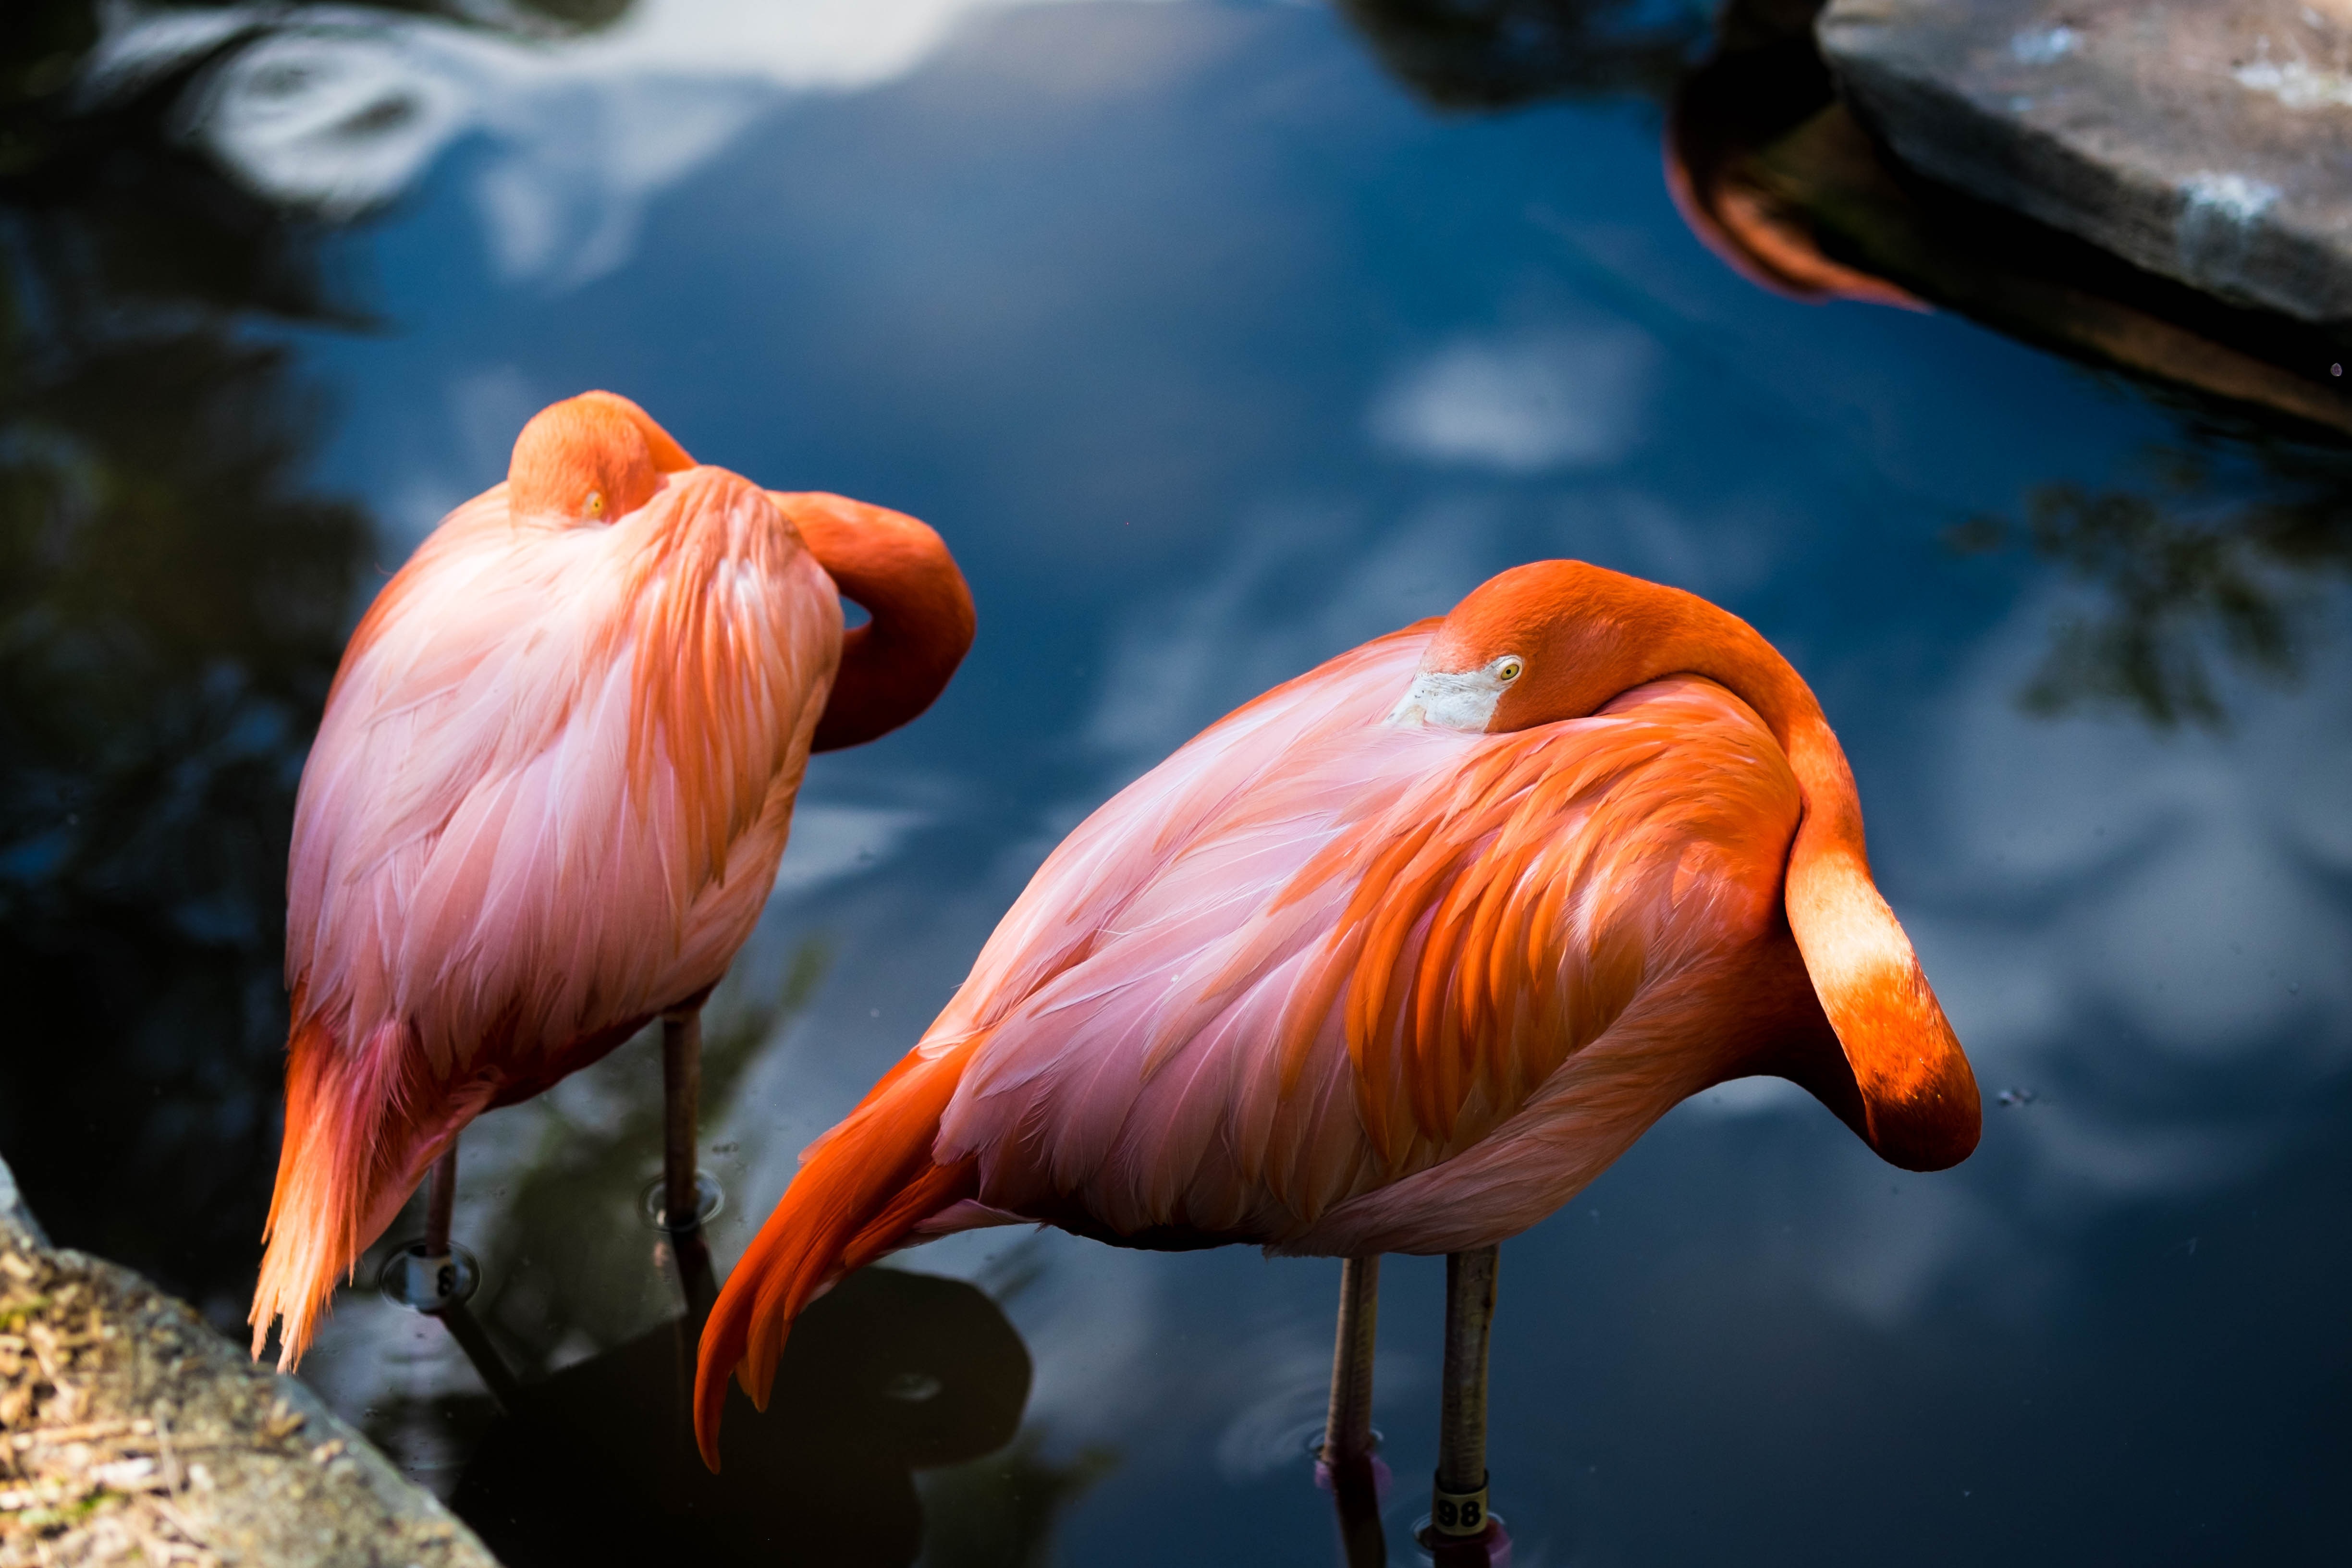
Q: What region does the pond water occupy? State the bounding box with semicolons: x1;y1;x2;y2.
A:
3;2;2347;1564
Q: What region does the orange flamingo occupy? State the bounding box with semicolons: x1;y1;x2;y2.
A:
248;391;974;1369
693;561;1977;1541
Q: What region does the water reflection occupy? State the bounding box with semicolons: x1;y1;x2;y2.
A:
1;1;2347;1563
297;939;1083;1562
456;1266;1034;1567
1340;0;2352;735
1335;0;1700;109
441;945;831;1376
1952;431;2352;727
0;0;368;1312
1336;1;2352;437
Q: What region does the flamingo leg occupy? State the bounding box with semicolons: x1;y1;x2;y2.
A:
662;1008;702;1224
661;1007;719;1318
399;1137;521;1411
423;1143;457;1257
1323;1254;1382;1459
1427;1245;1502;1564
1323;1255;1386;1568
436;1290;521;1413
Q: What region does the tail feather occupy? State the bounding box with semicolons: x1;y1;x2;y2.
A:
694;1043;979;1470
249;1011;478;1369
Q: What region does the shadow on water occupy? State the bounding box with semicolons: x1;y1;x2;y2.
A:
455;1266;1036;1568
330;946;1099;1563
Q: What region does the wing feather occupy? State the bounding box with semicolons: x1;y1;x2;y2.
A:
933;635;1806;1247
289;469;840;1095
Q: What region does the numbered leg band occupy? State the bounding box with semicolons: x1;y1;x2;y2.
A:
1431;1472;1490;1537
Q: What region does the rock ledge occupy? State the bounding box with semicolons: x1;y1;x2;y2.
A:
1820;0;2352;324
0;1154;501;1568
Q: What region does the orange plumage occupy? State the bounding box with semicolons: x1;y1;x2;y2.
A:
694;560;1978;1467
249;392;972;1368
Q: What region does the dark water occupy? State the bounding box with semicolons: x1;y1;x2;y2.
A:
3;2;2347;1564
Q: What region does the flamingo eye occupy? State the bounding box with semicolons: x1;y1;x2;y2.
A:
1496;658;1523;682
584;490;607;519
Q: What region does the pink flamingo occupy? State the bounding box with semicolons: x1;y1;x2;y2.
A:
693;560;1977;1548
248;391;974;1369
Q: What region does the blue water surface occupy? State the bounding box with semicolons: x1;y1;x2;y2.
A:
8;2;2346;1564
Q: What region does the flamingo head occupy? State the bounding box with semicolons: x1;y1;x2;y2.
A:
508;390;696;526
1391;560;1693;732
1398;561;1983;1174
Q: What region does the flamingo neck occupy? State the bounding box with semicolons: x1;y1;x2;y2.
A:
1454;562;1979;1168
769;491;976;752
1630;615;1980;1171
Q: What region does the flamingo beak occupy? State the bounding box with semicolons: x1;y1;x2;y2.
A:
1388;667;1506;732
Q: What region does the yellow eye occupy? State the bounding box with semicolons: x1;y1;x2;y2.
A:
1497;658;1523;681
585;491;607;518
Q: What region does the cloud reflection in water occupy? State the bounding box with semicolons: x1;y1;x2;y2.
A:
97;0;1157;286
6;0;2347;1561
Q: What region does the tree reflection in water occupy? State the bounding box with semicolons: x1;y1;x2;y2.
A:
1336;0;2352;735
1336;0;1702;110
1950;434;2352;729
0;0;369;1313
0;9;1089;1561
0;0;672;1320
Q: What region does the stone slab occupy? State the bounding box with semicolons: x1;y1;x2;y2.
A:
0;1152;503;1568
1819;0;2352;323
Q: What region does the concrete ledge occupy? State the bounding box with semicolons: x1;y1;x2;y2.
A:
1820;0;2352;323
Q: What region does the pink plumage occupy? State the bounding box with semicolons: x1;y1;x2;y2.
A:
927;651;1788;1252
250;392;972;1367
693;561;1979;1467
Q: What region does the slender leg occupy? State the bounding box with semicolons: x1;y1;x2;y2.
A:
423;1144;457;1257
406;1137;521;1412
1323;1255;1386;1568
1429;1245;1501;1563
669;1223;719;1322
437;1292;523;1412
662;1007;702;1226
1323;1255;1381;1463
661;1008;719;1318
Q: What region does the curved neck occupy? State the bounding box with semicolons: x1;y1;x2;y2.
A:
768;492;976;752
1489;565;1979;1169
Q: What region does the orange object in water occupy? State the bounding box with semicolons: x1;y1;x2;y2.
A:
247;391;973;1369
696;559;1979;1468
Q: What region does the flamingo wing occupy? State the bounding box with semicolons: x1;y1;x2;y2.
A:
290;467;841;1084
256;466;841;1368
929;637;1805;1247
